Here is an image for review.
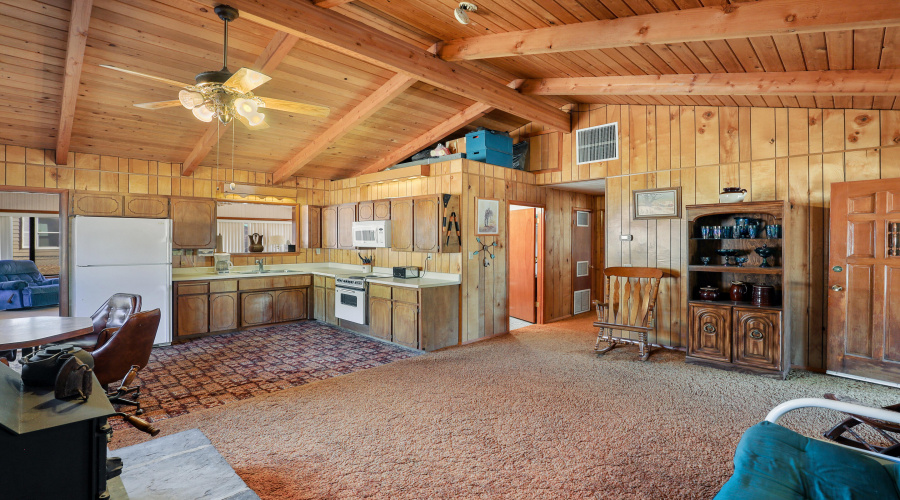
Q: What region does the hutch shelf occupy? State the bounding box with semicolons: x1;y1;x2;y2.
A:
685;200;791;379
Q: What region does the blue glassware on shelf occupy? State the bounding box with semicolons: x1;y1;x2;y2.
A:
716;248;739;266
765;224;782;239
735;256;749;267
700;256;711;266
754;244;774;268
746;224;760;238
701;226;712;239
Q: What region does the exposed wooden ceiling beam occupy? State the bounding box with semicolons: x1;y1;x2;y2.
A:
439;0;900;61
520;70;900;96
55;0;93;165
226;0;570;132
272;73;415;183
355;80;523;176
181;31;299;176
315;0;354;8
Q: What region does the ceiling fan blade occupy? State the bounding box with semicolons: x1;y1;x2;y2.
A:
100;64;191;88
225;68;271;93
260;97;330;118
235;113;270;130
133;100;184;110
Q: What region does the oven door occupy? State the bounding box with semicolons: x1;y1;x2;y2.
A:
334;287;366;324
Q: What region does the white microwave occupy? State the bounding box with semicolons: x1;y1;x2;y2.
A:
351;220;391;247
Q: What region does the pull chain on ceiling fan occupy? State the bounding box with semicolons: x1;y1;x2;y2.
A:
100;4;330;129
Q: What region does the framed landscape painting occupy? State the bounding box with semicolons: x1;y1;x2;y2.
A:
476;198;501;235
633;187;681;219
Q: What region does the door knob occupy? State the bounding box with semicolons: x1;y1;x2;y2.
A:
831;285;843;291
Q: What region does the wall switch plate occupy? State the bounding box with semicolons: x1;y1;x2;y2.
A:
427;253;433;260
315;248;321;255
620;235;633;241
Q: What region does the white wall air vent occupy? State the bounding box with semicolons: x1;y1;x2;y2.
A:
576;261;589;277
576;210;590;227
576;122;618;165
574;289;591;315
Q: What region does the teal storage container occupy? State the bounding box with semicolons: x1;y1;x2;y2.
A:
468;148;513;168
465;130;512;155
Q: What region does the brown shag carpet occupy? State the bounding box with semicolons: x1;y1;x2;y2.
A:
111;314;900;499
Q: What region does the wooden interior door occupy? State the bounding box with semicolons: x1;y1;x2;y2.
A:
509;208;536;322
572;209;592;314
828;178;900;383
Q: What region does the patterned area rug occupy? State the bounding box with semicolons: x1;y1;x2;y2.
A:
114;321;419;428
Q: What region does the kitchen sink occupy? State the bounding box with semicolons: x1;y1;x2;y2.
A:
241;270;277;274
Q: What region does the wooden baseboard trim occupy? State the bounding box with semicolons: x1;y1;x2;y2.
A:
459;330;510;346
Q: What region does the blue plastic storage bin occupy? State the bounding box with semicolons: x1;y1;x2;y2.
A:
468;149;513;168
465;130;512;155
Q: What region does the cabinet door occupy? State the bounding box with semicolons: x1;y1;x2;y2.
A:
124;195;168;218
275;288;308;322
733;308;782;371
391;198;414;251
373;200;391;221
72;192;124;216
369;297;392;340
176;295;208;337
314;286;326;321
300;205;321;248
358;201;374;221
392;301;419;349
413;197;440;253
688;303;731;362
171;198;216;249
209;292;238;332
241;291;275;326
322;205;338;249
326;288;336;325
337;203;357;249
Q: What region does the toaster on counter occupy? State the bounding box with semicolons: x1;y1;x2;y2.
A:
393;266;421;279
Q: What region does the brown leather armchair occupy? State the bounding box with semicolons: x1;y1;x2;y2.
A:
67;294;142;352
92;308;160;414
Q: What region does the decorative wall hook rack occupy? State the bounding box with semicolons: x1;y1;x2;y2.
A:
472;237;498;267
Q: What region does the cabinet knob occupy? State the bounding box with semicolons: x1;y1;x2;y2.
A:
831;285;843;292
703;323;717;334
749;329;764;340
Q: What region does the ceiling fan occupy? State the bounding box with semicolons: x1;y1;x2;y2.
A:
100;4;329;130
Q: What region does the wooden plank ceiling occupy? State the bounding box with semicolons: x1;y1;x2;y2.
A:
2;0;899;180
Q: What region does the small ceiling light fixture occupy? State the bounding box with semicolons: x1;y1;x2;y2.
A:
454;2;477;25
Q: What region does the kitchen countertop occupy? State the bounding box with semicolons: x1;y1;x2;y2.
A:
172;264;460;289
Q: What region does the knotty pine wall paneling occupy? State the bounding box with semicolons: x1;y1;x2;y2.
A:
515;104;900;371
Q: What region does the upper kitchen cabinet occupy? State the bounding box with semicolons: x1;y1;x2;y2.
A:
415;194;461;253
337;203;358;250
390;198;414;252
358;201;374;221
124;194;169;218
373;200;391;221
72;192;124;216
171;197;216;249
322;205;338;249
299;205;322;248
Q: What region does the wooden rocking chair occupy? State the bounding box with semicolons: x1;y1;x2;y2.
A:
593;267;664;361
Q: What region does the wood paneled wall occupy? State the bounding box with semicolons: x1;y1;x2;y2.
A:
518;104;900;370
0;144;327;268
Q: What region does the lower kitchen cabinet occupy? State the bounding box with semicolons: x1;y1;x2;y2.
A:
209;292;238;332
369;297;392;340
173;277;311;340
367;283;459;351
312;276;337;326
176;294;208;337
314;286;326;321
241;291;275;327
276;288;308;322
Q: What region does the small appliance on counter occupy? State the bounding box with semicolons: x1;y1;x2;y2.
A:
214;253;233;274
393;266;421;279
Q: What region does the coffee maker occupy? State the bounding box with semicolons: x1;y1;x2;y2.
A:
213;253;233;274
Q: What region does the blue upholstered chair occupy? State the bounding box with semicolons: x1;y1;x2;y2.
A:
0;260;60;310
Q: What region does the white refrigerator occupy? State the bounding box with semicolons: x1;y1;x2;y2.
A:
72;216;172;345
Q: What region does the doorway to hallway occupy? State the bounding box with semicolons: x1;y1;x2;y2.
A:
508;203;544;326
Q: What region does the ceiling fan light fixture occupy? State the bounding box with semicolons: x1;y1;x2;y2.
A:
192;104;216;122
178;89;204;109
454;2;477;24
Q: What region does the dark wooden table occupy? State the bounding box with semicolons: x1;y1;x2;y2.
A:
0;316;93;351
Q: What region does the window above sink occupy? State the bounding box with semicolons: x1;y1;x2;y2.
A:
216;201;298;255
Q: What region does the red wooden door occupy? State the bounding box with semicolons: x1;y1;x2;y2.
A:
828;178;900;383
509;208;537;322
572;209;593;314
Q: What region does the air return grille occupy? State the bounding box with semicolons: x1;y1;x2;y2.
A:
576;261;590;277
576;122;618;164
576;211;590;227
574;289;591;315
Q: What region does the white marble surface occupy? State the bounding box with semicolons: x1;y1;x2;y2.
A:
172;264;460;288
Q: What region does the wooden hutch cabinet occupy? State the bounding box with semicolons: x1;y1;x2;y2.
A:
685;200;791;379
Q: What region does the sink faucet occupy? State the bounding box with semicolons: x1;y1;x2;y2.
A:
255;258;265;273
